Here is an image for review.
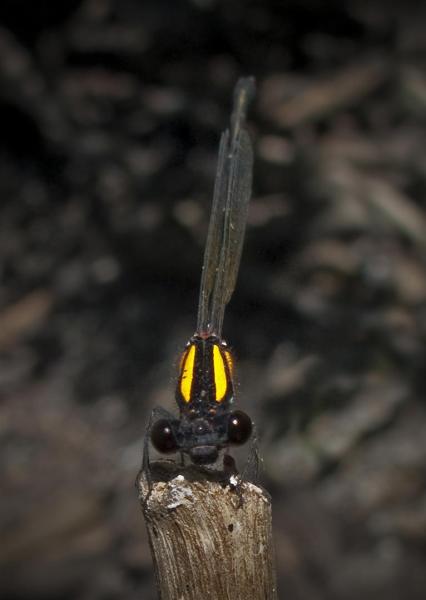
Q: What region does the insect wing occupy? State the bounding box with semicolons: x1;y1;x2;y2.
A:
196;130;230;335
196;78;255;336
209;127;253;335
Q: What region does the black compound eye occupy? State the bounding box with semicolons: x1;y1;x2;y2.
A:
227;410;252;445
151;419;178;454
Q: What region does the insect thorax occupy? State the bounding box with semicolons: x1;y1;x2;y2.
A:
176;335;234;411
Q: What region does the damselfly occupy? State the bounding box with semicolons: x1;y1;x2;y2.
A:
144;77;256;474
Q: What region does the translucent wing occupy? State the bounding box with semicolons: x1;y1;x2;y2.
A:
196;129;230;334
196;77;255;336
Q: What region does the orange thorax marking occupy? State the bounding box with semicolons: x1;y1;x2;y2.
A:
179;343;196;403
212;344;228;402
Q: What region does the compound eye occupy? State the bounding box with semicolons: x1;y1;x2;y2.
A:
151;419;178;453
227;410;252;445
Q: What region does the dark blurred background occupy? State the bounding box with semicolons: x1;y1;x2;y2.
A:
1;0;425;598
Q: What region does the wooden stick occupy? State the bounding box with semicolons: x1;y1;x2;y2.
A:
136;461;277;600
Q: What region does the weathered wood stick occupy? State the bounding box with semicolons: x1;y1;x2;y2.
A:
136;461;277;600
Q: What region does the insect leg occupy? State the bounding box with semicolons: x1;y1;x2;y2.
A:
241;421;260;484
140;406;177;507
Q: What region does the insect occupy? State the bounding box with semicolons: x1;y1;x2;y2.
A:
144;77;256;476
